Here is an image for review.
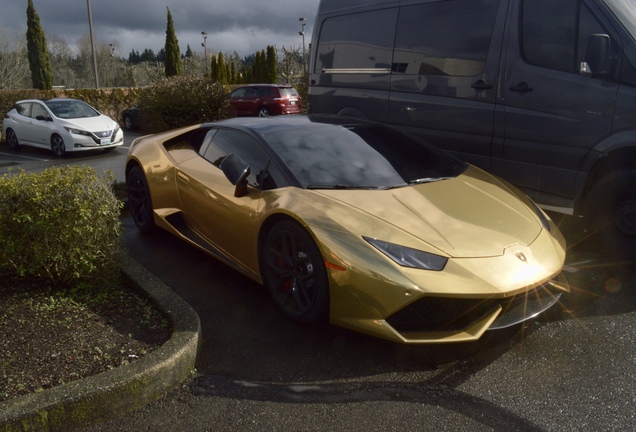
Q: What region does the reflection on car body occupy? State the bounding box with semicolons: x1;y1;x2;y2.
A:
125;115;568;344
229;84;302;117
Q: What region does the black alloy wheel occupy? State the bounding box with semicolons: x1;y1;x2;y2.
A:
262;220;329;324
126;165;156;233
51;134;66;157
6;129;19;150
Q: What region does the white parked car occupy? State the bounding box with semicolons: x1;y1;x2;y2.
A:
2;98;124;157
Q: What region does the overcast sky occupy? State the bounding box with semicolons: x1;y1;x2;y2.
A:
2;0;320;59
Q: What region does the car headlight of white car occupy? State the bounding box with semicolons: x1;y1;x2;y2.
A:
64;126;91;136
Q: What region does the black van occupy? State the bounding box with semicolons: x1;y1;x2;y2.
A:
308;0;636;255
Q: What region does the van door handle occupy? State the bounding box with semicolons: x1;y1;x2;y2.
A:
509;82;533;93
471;80;493;91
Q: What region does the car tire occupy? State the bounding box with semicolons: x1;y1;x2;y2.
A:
257;107;270;117
584;168;636;257
262;219;329;324
126;165;156;233
51;134;66;157
6;129;19;150
124;114;134;130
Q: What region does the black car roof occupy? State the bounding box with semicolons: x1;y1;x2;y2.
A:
205;114;368;135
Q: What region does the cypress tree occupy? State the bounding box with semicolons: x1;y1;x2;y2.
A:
210;56;217;81
164;7;183;77
266;45;277;84
217;52;227;85
26;0;53;90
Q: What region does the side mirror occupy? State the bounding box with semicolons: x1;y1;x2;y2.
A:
581;33;611;78
35;115;51;121
220;153;251;197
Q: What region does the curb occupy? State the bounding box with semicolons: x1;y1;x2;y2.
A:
0;254;201;431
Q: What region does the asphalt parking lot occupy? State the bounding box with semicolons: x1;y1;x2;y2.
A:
1;138;635;431
87;213;635;432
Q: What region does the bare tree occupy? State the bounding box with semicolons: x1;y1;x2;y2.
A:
0;26;29;89
280;45;302;84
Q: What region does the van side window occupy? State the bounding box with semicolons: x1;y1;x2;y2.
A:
314;8;397;71
522;0;608;74
393;0;500;77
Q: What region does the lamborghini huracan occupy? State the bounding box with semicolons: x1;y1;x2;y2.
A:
125;115;568;344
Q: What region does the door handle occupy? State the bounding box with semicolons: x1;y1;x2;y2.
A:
471;80;493;91
509;82;533;93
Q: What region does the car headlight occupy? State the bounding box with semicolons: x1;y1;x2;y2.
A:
64;127;90;136
363;237;448;271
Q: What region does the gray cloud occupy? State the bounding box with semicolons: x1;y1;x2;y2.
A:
2;0;319;58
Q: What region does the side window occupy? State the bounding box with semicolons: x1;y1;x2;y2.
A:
230;88;245;98
31;103;48;119
203;129;273;187
16;102;32;116
314;8;397;71
522;0;608;74
393;0;500;77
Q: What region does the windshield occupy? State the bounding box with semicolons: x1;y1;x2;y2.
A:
265;123;466;189
604;0;636;40
45;100;100;119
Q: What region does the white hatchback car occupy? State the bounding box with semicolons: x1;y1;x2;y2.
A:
2;98;124;157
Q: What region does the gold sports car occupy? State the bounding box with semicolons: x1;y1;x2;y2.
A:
125;115;568;344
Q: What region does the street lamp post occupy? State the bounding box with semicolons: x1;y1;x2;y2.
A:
109;43;116;86
86;0;99;88
299;18;307;75
201;31;208;75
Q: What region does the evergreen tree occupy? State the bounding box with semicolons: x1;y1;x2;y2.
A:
163;7;182;77
230;62;236;85
140;48;156;63
254;51;262;83
217;52;227;84
210;55;218;81
26;0;53;90
266;45;277;83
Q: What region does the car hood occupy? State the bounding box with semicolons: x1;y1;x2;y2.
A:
57;115;116;132
315;166;541;258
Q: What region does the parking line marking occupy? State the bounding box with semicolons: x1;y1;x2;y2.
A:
0;152;50;161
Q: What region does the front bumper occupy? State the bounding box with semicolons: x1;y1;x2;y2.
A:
333;274;569;344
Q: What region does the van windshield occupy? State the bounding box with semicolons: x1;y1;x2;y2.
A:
604;0;636;40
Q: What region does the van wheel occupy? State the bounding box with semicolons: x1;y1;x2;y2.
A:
257;107;270;117
584;169;636;258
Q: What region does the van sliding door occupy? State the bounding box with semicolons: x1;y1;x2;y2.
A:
388;0;507;171
310;7;398;122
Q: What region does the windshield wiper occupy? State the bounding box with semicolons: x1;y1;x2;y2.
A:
409;176;454;185
307;184;382;190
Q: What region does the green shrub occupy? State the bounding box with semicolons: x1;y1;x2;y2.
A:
0;166;122;286
138;75;234;133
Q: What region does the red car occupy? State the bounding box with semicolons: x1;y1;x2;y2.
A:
229;84;302;117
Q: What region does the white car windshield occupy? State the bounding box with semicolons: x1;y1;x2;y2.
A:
45;100;100;119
